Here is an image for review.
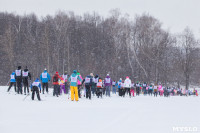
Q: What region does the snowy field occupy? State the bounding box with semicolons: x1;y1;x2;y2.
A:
0;86;200;133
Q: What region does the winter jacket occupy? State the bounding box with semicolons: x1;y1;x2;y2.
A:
77;75;83;85
68;73;82;87
52;73;62;85
104;76;112;87
10;72;16;82
40;70;51;83
117;80;122;88
23;69;31;84
82;75;93;86
31;79;41;90
15;69;22;79
124;78;131;88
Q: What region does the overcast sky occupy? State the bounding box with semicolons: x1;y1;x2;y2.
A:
0;0;200;38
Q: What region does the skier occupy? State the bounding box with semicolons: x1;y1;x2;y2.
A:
112;80;116;94
82;73;93;99
117;78;122;96
68;70;82;101
143;82;147;95
52;72;62;97
30;78;41;101
22;66;31;95
153;84;158;97
90;73;96;96
40;68;51;94
104;74;112;97
7;72;16;93
148;84;153;96
15;66;23;94
136;82;140;96
94;74;99;96
124;76;131;97
121;80;125;97
62;71;69;94
130;81;135;97
96;78;103;98
77;72;83;98
59;77;65;94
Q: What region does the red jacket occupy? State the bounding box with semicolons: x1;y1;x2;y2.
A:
52;73;62;85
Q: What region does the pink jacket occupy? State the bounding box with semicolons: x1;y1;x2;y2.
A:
77;75;83;85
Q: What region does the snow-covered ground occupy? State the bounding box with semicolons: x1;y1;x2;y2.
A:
0;86;199;133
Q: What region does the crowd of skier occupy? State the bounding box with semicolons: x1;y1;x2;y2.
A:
7;66;199;101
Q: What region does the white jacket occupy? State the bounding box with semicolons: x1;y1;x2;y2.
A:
124;78;131;88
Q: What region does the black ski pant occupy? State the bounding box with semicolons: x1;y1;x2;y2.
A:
7;82;16;92
136;87;140;96
78;85;81;98
42;83;48;94
96;88;102;98
148;90;153;96
154;90;158;97
32;86;41;100
125;88;131;97
16;79;22;94
53;85;59;97
85;85;91;99
23;80;29;94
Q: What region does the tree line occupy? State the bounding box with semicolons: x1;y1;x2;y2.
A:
0;9;199;89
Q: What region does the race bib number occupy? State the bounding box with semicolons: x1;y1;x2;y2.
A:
97;82;102;87
16;70;21;76
71;76;77;82
85;77;90;83
105;78;110;83
42;73;47;78
23;71;28;76
11;75;15;79
32;82;39;86
95;78;98;83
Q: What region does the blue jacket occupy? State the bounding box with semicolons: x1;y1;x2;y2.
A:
116;80;122;88
40;70;51;83
31;79;41;90
10;72;16;82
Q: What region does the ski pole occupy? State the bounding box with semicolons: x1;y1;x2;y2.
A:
23;93;30;101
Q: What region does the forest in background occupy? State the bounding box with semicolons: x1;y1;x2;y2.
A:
0;9;200;89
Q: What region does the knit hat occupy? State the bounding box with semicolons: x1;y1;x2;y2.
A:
90;73;94;77
73;70;77;73
18;66;21;69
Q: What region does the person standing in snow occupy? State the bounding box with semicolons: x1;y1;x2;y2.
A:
68;70;82;101
112;80;116;94
143;82;147;95
77;72;83;98
62;71;69;94
90;73;96;96
124;76;131;97
131;81;135;97
153;84;158;97
148;84;153;96
104;74;112;97
82;73;93;99
30;78;41;101
15;66;23;94
96;78;103;98
7;72;16;93
117;78;122;96
94;74;99;96
40;68;51;94
136;82;140;96
52;72;62;97
22;66;31;95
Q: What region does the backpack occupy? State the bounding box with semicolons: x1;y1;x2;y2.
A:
53;76;58;82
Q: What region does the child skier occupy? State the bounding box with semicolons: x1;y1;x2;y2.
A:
7;72;16;93
96;78;103;98
30;78;41;101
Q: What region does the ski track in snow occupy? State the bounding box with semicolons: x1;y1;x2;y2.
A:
0;86;200;133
